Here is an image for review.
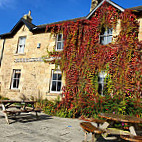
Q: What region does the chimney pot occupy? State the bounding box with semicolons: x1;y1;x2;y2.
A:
90;0;102;12
23;10;33;23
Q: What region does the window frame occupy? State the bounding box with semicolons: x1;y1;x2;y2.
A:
55;33;64;51
100;28;113;45
10;69;21;90
50;70;62;93
17;36;26;54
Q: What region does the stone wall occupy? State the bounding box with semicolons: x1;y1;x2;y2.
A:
0;25;65;100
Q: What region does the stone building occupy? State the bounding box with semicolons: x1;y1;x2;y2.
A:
0;0;142;100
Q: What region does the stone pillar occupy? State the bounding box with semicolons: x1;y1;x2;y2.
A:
90;0;102;12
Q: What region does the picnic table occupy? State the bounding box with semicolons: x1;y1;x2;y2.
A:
0;100;41;124
80;113;142;142
98;113;142;141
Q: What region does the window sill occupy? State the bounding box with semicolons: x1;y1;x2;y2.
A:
9;89;20;92
49;91;61;94
14;53;26;56
55;49;63;52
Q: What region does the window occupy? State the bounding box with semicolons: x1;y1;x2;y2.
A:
17;36;26;53
98;71;107;96
100;28;112;45
11;69;21;89
50;70;62;93
56;33;64;51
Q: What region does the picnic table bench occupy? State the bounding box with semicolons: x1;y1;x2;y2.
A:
80;122;105;142
80;113;142;141
99;113;142;141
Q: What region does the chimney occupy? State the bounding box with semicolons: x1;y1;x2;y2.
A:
90;0;102;12
23;10;33;23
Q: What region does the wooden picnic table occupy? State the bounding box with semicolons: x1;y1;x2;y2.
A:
0;100;41;124
98;113;142;141
98;113;142;123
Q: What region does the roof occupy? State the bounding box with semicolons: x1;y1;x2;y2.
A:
86;0;124;19
33;17;85;31
128;6;142;11
0;18;36;39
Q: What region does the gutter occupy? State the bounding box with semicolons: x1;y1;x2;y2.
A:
0;39;5;67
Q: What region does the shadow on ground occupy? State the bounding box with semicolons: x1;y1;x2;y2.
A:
0;113;53;124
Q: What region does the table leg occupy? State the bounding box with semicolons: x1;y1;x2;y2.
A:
99;122;109;130
4;112;9;124
2;104;10;124
92;133;95;142
129;126;137;136
84;130;87;142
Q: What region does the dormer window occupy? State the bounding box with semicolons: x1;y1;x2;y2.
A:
100;28;112;45
56;33;63;51
17;36;26;53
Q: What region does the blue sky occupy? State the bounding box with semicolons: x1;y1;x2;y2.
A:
0;0;142;34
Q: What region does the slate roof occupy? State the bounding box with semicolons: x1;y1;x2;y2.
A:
0;18;36;39
33;17;85;31
128;6;142;11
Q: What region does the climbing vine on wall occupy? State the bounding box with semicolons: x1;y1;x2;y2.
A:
45;2;142;117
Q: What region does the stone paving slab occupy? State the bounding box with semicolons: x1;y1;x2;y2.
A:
0;112;124;142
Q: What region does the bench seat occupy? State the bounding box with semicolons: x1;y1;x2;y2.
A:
80;122;104;142
121;135;142;142
3;108;41;114
80;122;104;134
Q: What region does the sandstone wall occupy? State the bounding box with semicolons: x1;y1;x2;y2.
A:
0;25;65;100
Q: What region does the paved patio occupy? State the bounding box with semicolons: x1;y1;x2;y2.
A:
0;112;123;142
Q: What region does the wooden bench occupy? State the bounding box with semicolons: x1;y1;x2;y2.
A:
80;122;104;142
120;135;142;142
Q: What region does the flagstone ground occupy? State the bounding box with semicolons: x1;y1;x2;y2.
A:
0;112;122;142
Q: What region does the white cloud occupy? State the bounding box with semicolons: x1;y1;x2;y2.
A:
0;0;15;8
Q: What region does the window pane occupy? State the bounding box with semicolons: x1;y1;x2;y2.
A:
100;37;104;45
104;36;108;45
57;42;62;49
58;74;62;80
98;77;104;83
58;34;62;41
108;35;112;44
98;83;103;95
52;74;57;80
57;82;61;91
108;28;112;34
51;81;56;91
12;79;20;88
13;79;17;88
16;73;21;79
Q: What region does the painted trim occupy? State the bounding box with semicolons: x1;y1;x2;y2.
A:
0;39;5;66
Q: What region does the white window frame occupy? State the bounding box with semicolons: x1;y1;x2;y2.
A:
98;71;107;96
11;69;21;90
50;70;62;93
17;36;26;54
55;33;64;51
100;28;112;45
